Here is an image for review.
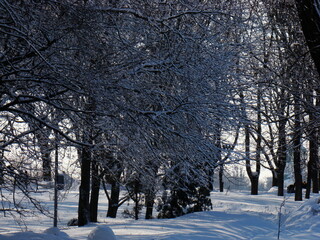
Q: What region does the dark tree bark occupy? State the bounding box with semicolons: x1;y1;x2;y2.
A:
277;109;287;196
215;122;223;192
255;87;262;195
90;159;100;222
245;88;261;196
295;1;320;195
106;180;121;218
295;0;320;74
78;95;95;226
291;0;320;201
251;176;259;195
272;170;278;187
305;76;319;196
34;130;53;181
245;124;259;195
145;191;155;219
41;147;52;182
276;169;285;197
133;180;141;220
78;145;91;226
208;170;214;192
219;165;224;193
104;154;123;219
293;97;303;201
144;162;158;219
0;151;4;185
309;126;319;193
306;161;312;199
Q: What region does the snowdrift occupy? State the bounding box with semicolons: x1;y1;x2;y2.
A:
0;225;118;240
0;230;67;240
0;191;320;239
88;226;117;240
285;196;320;232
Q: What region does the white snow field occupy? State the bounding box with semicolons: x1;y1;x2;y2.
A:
0;188;319;240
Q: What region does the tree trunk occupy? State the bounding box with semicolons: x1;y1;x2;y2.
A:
254;87;262;195
219;165;224;192
145;192;155;219
295;3;320;197
305;84;319;194
0;151;4;185
208;170;214;192
35;131;52;182
251;176;259;195
293;98;303;201
134;188;139;220
272;170;278;187
78;145;91;226
306;161;312;199
309;128;319;193
293;140;303;202
215;122;222;192
245;123;259;195
277;169;285;197
42;149;52;181
277;116;287;196
245;87;261;196
90;159;100;222
294;0;320;75
107;180;120;218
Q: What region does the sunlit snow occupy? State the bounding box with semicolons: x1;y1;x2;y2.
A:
0;188;319;240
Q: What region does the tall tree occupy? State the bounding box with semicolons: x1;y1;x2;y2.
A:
0;0;90;218
295;0;320;74
295;0;320;196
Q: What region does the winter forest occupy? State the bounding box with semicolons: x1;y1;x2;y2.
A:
1;0;320;239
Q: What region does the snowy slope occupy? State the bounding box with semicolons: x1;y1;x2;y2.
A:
0;189;319;240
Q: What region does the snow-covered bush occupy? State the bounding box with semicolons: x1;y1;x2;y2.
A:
67;218;78;226
157;186;212;219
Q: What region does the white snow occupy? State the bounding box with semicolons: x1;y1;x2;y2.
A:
0;231;63;240
284;196;320;237
0;189;319;240
43;227;71;239
88;226;117;240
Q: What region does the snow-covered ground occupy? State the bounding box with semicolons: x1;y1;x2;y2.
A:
0;187;320;240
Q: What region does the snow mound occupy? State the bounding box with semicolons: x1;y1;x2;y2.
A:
267;186;278;193
0;231;65;240
285;196;320;232
0;228;71;240
43;227;71;239
88;225;117;240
